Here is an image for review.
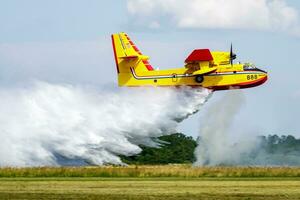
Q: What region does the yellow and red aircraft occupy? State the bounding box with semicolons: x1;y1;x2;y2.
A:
111;32;268;90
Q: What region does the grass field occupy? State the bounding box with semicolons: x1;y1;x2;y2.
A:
1;177;300;200
1;166;300;199
1;165;300;177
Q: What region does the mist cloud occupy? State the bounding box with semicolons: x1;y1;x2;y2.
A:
194;90;252;166
194;90;300;166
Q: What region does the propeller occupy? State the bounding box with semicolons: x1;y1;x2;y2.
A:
230;43;237;65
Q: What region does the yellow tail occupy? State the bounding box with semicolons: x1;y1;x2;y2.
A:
111;33;154;75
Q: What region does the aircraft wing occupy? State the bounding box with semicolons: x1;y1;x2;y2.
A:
195;67;217;75
185;49;217;75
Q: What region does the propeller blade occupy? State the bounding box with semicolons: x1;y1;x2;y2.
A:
230;43;233;65
230;43;236;65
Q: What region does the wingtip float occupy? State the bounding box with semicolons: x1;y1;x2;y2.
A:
111;32;268;91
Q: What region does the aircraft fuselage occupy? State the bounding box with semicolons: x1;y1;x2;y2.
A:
112;33;268;91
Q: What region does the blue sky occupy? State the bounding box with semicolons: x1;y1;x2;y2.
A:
0;0;300;138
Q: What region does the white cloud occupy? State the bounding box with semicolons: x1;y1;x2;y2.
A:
127;0;300;35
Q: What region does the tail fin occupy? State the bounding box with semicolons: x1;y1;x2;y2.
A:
111;32;154;74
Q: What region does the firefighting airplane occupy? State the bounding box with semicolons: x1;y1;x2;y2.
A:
111;32;268;90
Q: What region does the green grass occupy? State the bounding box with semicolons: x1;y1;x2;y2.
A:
1;166;300;199
0;177;300;200
1;165;300;178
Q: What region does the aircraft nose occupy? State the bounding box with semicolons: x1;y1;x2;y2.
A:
263;70;268;78
264;72;268;80
256;68;268;77
255;68;268;83
263;71;268;76
260;71;268;84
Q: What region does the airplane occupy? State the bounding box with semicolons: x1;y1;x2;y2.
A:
111;32;268;90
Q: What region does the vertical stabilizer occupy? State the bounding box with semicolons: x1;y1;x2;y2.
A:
111;33;154;74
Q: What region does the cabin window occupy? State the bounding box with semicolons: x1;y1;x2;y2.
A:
243;63;256;70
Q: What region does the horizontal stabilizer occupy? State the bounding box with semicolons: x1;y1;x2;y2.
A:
119;55;150;61
118;55;139;60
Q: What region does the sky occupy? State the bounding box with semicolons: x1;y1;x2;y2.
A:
0;0;300;138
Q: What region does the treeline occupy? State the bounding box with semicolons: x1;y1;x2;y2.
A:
121;133;196;164
122;133;300;165
260;135;300;154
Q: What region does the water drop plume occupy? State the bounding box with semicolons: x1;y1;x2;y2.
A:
0;82;211;166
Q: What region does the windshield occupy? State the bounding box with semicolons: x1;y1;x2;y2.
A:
243;63;256;70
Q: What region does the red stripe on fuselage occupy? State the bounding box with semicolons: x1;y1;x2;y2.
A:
210;76;268;91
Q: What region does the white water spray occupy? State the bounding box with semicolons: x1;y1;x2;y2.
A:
0;82;211;166
194;91;300;166
194;91;260;166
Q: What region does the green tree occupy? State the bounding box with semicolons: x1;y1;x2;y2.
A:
121;133;197;164
263;134;300;153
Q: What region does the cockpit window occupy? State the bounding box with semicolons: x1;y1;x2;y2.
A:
244;63;256;70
